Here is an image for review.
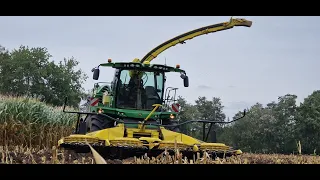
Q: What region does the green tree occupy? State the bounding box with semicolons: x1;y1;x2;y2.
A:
194;96;226;142
0;45;88;107
43;57;88;107
296;90;320;154
176;96;199;136
0;46;11;93
229;103;265;152
219;94;299;154
271;94;298;153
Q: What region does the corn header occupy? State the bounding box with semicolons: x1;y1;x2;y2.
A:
58;17;252;160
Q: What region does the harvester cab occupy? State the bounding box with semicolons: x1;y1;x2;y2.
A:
84;58;188;131
58;17;252;160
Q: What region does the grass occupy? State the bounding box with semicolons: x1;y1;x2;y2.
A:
1;95;320;164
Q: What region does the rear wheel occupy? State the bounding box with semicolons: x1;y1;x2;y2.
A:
170;121;180;132
85;114;115;132
163;120;180;132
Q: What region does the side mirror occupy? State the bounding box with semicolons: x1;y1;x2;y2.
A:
183;76;189;87
93;68;100;80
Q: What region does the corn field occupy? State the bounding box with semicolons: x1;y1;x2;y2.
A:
1;145;320;164
0;95;76;148
1;95;320;164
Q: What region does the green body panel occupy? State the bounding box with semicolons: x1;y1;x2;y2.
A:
95;85;111;94
100;62;185;73
92;85;112;100
89;105;177;120
124;124;158;129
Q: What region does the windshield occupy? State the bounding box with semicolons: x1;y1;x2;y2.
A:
116;69;164;110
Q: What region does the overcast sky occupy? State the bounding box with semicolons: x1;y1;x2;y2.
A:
1;16;319;118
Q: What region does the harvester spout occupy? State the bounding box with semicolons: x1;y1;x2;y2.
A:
140;17;253;63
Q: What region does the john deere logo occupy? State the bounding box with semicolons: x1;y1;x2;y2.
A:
139;113;142;116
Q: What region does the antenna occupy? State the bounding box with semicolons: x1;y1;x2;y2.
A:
164;57;167;66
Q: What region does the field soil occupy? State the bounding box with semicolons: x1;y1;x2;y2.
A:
1;146;320;164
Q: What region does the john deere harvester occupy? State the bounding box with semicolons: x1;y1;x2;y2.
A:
58;17;252;160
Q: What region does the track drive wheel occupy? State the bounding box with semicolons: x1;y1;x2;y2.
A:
163;120;180;132
170;120;181;132
85;114;115;132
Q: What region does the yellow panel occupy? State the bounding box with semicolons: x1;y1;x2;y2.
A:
86;124;125;141
160;127;200;145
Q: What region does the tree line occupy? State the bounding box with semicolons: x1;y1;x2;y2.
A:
1;45;319;155
177;93;320;155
